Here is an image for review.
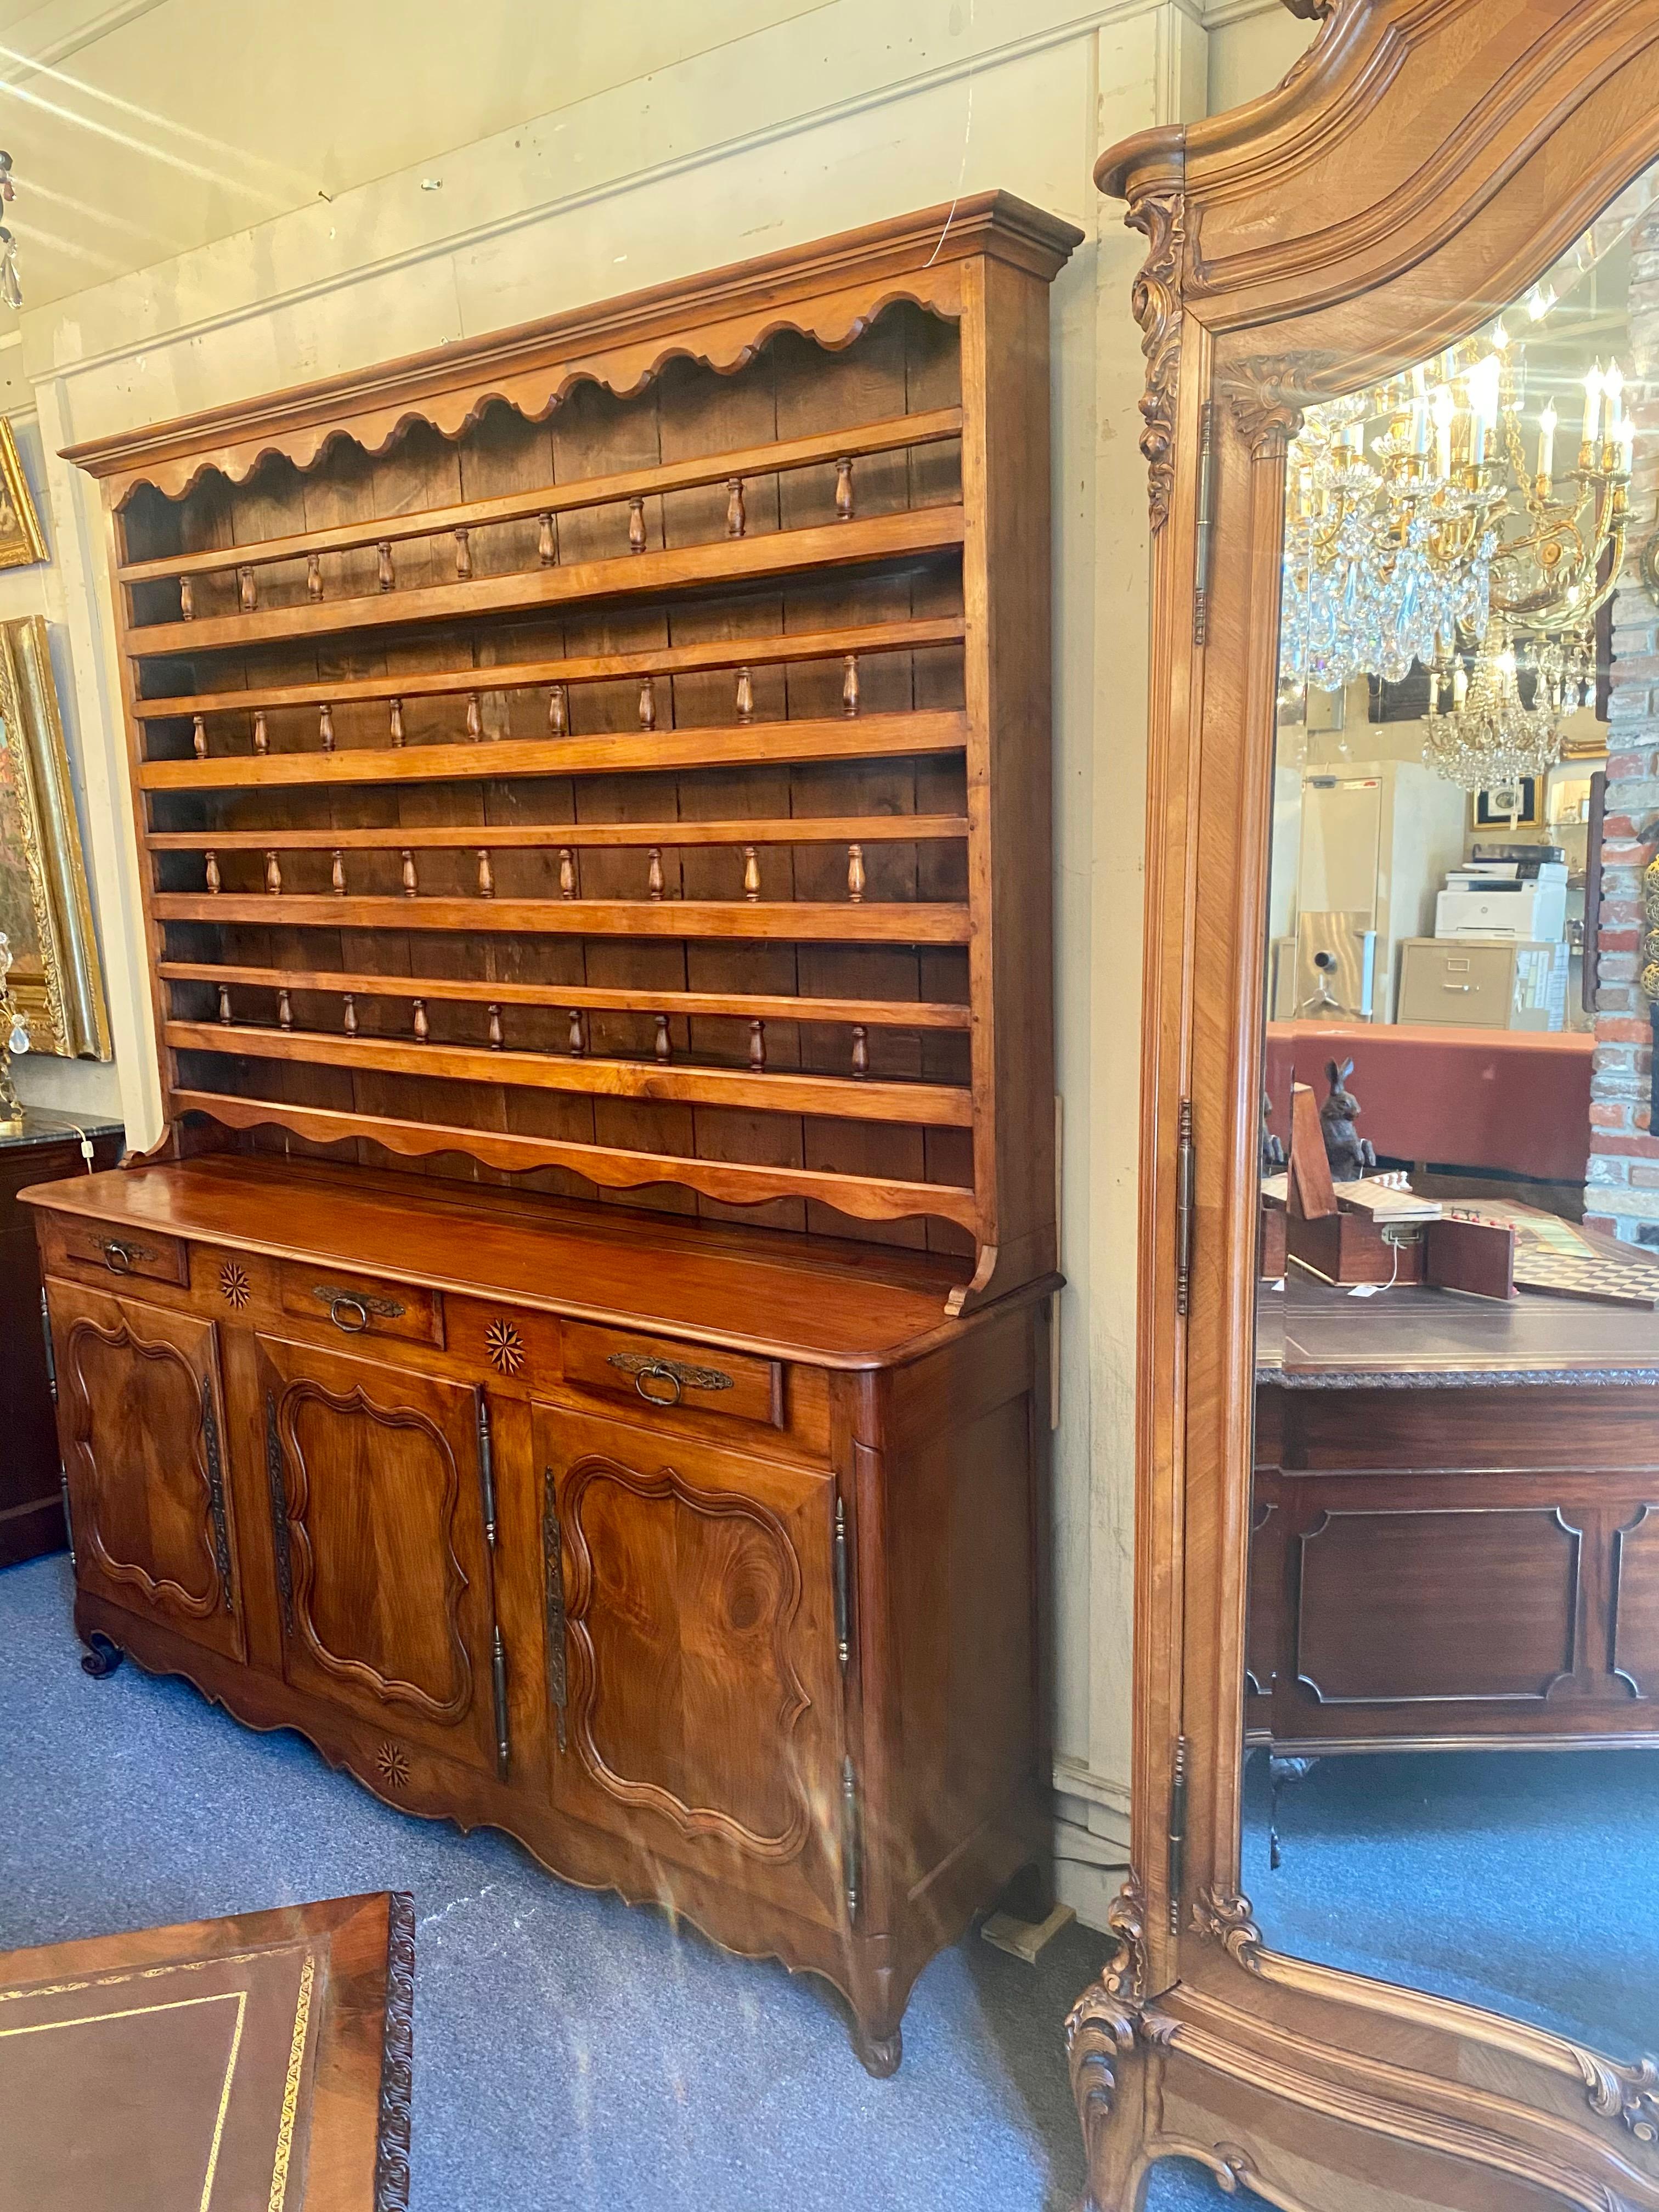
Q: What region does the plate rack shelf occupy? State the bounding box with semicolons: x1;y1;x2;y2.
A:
72;190;1078;1311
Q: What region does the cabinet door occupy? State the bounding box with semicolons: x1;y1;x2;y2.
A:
258;1334;503;1779
536;1403;844;1921
49;1279;242;1661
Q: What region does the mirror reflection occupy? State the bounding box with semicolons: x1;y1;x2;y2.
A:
1248;172;1659;2064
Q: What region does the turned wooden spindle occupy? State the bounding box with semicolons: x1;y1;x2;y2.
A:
548;684;568;735
412;998;430;1043
277;988;293;1031
238;565;256;613
400;850;418;898
331;850;346;896
192;715;207;759
204;850;221;894
454;527;472;580
265;850;283;896
742;845;760;902
639;676;655;731
319;704;335;752
847;843;866;903
179;576;194;621
306;553;323;601
726;477;746;538
558;848;575;900
537;512;556;566
568;1008;586;1056
377;540;394;591
342;993;357;1037
735;666;754;723
654;1014;672;1062
749;1019;766;1071
477;849;494;898
835;455;854;522
217;984;232;1025
487;1004;504;1050
253;710;269;755
647;847;664;901
842;653;860;718
851;1025;869;1080
388;697;405;746
628;498;646;554
466;692;483;741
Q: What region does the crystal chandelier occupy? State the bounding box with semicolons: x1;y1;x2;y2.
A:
1421;347;1633;786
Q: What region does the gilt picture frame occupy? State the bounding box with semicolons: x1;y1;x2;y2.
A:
0;614;110;1058
0;417;48;569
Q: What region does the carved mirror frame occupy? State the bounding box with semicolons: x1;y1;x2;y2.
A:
1072;5;1659;2207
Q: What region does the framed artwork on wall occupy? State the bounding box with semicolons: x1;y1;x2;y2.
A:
1471;777;1541;828
0;419;47;569
0;614;109;1058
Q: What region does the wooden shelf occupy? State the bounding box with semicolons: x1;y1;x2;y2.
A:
153;891;972;943
167;1020;972;1126
138;710;969;792
118;407;963;585
170;1088;980;1230
157;959;973;1030
147;815;969;854
131;614;963;722
125;507;965;656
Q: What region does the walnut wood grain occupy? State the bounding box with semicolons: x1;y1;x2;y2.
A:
147;814;968;853
130;616;964;721
153;891;970;944
117;408;963;585
125;507;966;657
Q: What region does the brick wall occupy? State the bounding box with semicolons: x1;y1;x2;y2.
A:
1586;204;1659;1243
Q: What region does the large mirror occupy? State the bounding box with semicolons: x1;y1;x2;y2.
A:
1245;162;1659;2067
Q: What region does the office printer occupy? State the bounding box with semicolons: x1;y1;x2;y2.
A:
1435;848;1568;941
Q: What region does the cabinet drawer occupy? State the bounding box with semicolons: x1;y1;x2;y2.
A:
562;1322;781;1427
276;1261;443;1346
43;1214;189;1288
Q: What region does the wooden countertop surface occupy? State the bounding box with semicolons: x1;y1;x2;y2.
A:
1258;1272;1659;1386
17;1153;1028;1368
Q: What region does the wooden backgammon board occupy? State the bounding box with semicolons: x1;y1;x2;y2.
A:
0;1892;411;2211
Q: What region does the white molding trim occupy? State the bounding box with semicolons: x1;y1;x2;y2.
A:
34;0;1195;390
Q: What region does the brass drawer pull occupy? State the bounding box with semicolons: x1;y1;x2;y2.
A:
607;1350;735;1406
99;1237;155;1274
311;1282;405;1333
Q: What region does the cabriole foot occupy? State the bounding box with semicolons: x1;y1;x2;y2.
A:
853;2023;902;2078
80;1631;125;1678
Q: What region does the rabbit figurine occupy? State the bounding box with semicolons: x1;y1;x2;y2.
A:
1320;1058;1376;1183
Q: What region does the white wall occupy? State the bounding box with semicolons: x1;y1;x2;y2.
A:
5;0;1312;1922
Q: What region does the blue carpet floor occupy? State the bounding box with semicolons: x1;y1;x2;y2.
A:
15;1552;1638;2210
4;1552;1179;2212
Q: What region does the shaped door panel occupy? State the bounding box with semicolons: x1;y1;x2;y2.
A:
535;1402;843;1923
257;1334;499;1776
49;1280;242;1661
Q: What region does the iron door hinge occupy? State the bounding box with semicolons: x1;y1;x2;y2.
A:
39;1290;56;1403
266;1388;294;1636
832;1495;851;1670
492;1624;511;1782
1167;1733;1189;1936
842;1755;863;1925
1175;1101;1196;1317
1193;404;1218;646
200;1375;234;1616
476;1390;497;1549
543;1469;567;1753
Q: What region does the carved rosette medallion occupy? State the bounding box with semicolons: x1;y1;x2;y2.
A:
218;1260;251;1310
1125;188;1186;533
375;1741;410;1792
484;1318;526;1376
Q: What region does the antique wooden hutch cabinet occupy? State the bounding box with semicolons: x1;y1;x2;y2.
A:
21;194;1076;2073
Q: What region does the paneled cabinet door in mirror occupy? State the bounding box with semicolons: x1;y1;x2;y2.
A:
1076;5;1659;2209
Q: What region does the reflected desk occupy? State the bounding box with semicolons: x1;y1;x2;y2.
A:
1250;1276;1659;1753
